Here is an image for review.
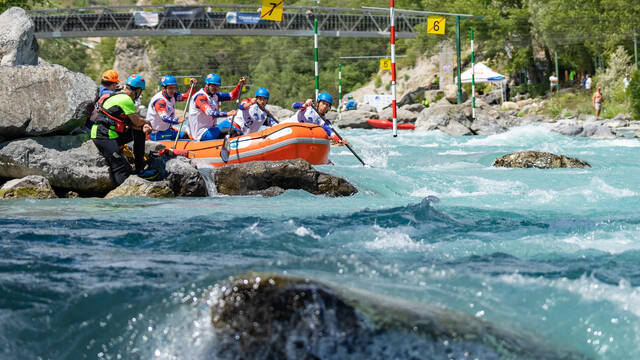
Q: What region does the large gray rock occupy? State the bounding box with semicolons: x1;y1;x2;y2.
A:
209;273;585;359
551;120;583;137
400;103;426;113
0;64;97;140
397;85;429;106
493;151;591;169
0;7;38;66
0;175;57;199
471;111;507;135
334;109;377;129
379;107;418;122
443;83;467;104
266;104;294;121
0;135;112;195
104;176;174;199
581;123;617;139
415;104;473;136
355;103;377;113
163;156;208;197
215;159;357;197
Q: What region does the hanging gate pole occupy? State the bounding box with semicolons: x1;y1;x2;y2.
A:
390;0;398;137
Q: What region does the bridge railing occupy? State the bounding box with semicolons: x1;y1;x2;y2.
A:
29;5;426;38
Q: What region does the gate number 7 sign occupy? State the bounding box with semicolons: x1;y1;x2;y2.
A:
261;0;284;21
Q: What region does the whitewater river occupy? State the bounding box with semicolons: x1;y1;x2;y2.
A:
2;125;640;359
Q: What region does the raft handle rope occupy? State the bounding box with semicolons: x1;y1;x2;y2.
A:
185;123;321;153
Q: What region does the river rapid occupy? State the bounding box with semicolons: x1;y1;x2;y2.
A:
2;124;640;359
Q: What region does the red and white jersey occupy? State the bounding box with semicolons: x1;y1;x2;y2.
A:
188;86;240;141
146;90;192;133
233;101;269;134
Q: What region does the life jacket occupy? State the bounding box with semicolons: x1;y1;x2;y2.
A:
94;92;129;133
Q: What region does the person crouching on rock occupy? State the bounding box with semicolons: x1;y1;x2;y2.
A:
189;73;244;141
231;88;278;135
147;75;197;141
288;92;348;145
99;70;121;97
91;74;156;185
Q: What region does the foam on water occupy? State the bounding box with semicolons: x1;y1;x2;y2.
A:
3;127;640;359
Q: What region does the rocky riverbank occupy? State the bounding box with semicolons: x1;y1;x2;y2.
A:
0;7;357;200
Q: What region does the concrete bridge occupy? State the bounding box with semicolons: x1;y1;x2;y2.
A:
30;5;427;39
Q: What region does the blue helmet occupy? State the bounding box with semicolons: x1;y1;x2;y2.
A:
205;73;222;85
160;75;177;87
126;74;146;90
317;92;333;105
255;88;270;99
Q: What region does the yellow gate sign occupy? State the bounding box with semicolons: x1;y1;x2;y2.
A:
261;0;284;21
427;16;446;35
380;58;391;71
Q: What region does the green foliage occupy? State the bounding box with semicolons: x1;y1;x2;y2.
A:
542;91;594;118
593;46;633;95
1;0;49;13
374;75;382;88
630;71;640;120
38;38;90;73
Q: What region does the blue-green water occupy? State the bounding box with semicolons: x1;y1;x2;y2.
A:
2;125;640;359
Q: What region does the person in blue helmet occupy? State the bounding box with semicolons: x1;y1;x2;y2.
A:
146;75;197;141
91;74;157;185
288;92;348;145
189;73;245;141
231;87;278;135
343;94;357;111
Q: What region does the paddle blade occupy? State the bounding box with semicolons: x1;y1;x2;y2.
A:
220;135;231;163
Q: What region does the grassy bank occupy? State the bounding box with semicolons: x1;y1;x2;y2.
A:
542;88;631;119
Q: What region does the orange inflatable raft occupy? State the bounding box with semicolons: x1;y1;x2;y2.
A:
159;123;331;168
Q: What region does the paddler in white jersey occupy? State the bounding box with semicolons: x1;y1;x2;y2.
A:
231;87;278;135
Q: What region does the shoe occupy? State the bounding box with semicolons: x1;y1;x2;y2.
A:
137;168;159;181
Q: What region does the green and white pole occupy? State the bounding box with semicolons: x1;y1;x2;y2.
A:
338;63;342;122
634;30;638;71
471;28;475;120
455;16;462;104
314;18;319;100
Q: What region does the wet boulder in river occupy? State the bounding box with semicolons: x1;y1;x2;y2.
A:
214;159;357;197
0;175;57;199
208;273;587;360
0;135;112;195
493;150;591;169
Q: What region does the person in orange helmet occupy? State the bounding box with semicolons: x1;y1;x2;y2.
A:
99;70;121;98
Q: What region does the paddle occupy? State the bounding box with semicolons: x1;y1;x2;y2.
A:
309;104;368;167
220;79;245;163
171;81;196;150
257;104;280;124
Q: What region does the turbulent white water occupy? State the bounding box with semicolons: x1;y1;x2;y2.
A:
1;124;640;359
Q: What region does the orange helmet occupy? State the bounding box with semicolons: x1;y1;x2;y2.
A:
101;70;120;83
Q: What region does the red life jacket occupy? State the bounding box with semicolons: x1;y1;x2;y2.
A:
92;92;129;133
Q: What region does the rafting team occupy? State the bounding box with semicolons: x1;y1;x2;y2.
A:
90;70;347;185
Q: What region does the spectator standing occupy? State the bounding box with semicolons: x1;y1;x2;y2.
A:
549;71;559;95
623;73;631;90
569;70;576;86
592;86;603;117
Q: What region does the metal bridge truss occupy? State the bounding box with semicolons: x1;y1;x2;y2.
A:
30;5;426;39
